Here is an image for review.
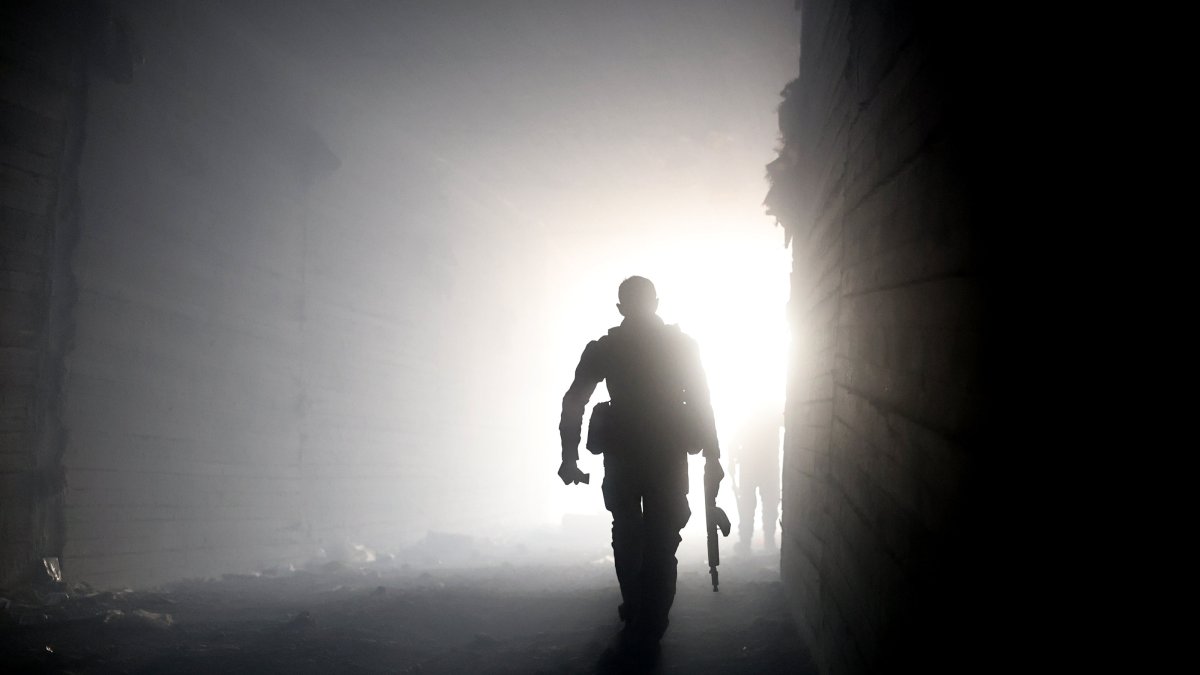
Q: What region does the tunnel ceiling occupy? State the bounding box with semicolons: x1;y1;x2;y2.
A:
209;0;798;236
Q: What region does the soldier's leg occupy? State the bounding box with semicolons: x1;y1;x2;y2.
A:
638;484;690;641
761;472;781;550
602;474;643;622
736;479;757;553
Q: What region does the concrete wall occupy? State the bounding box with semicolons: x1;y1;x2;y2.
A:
768;1;1012;671
0;1;87;589
61;1;316;584
2;0;549;590
55;1;466;587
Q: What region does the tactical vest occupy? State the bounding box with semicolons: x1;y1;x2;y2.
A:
586;320;706;456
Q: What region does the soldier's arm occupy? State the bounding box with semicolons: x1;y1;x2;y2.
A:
559;340;603;464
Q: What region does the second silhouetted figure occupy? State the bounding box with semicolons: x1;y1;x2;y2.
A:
558;276;724;665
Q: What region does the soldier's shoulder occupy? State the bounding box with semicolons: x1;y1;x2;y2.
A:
584;331;617;353
597;324;627;344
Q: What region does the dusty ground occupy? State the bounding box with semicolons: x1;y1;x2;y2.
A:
1;551;814;674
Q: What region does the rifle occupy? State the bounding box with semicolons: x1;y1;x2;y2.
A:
704;463;732;591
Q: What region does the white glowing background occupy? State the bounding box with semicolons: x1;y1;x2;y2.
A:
535;210;790;529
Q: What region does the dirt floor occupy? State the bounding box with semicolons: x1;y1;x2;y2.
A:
1;550;814;674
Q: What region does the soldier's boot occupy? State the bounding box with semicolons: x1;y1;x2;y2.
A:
599;628;660;672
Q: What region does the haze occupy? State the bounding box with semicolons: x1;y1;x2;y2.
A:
59;0;799;579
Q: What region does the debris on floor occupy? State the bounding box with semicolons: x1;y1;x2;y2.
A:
0;554;812;674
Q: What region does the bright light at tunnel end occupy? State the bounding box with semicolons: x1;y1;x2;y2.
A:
539;217;790;528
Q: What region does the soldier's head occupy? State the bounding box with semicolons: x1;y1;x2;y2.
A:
617;276;658;318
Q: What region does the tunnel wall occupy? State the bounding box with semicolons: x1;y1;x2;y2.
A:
0;1;86;589
768;1;1002;672
292;117;469;554
60;2;315;584
3;1;543;590
56;1;462;587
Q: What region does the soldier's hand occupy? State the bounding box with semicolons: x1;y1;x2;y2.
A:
704;457;725;484
558;460;589;485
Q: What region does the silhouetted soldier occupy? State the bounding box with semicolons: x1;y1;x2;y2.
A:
732;407;782;554
558;276;724;664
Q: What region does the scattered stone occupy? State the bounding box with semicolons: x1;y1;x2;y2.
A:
19;613;49;626
42;592;69;606
470;633;498;649
286;610;315;628
41;557;63;584
221;573;260;581
102;609;175;629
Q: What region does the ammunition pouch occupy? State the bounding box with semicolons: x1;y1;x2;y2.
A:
588;399;709;456
586;400;613;455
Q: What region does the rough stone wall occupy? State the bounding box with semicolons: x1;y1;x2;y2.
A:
0;1;87;589
768;1;1007;671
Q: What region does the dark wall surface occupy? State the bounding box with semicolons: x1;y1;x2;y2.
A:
768;1;1025;672
0;0;87;589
